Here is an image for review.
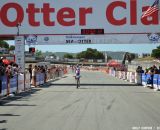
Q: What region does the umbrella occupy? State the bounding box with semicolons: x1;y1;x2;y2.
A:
2;59;10;65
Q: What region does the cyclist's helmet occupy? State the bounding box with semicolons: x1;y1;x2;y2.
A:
76;64;80;70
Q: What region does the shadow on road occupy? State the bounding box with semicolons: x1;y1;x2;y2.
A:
0;120;7;123
51;83;138;86
0;88;41;106
0;114;20;116
40;76;69;88
107;98;116;110
1;104;36;107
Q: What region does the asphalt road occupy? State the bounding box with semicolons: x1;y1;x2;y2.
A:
0;71;160;130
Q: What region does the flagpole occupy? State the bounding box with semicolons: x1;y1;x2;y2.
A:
157;0;160;30
158;0;160;41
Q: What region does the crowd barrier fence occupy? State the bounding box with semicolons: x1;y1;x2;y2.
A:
0;68;68;97
108;68;160;91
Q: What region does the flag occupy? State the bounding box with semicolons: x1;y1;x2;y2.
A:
142;0;159;18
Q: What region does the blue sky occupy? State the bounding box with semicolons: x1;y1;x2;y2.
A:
7;40;159;54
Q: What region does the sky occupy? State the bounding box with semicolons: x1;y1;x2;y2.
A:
7;40;160;54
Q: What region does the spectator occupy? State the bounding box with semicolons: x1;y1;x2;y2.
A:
32;65;37;86
28;64;32;82
136;66;144;73
158;66;160;74
0;58;5;94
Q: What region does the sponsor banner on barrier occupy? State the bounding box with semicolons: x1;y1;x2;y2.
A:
35;73;45;85
146;74;152;87
158;76;160;90
118;71;121;79
36;74;40;86
122;72;126;80
18;74;24;92
25;73;31;90
153;74;159;90
142;73;146;86
40;73;45;85
111;70;116;77
38;73;44;85
0;76;8;96
39;74;43;85
10;75;18;93
129;72;135;83
135;73;142;85
127;72;130;81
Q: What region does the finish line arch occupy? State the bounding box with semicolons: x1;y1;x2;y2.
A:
0;0;160;40
0;0;160;72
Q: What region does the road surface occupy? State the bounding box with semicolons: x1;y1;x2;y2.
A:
0;71;160;130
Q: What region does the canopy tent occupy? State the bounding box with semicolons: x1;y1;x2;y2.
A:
107;60;122;67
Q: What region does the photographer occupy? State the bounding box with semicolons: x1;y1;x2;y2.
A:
0;58;6;94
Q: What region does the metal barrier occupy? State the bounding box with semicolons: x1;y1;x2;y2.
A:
108;68;160;91
25;72;31;90
10;75;18;93
36;73;45;86
142;73;146;86
0;68;68;97
135;73;142;85
0;75;7;96
153;74;159;90
18;74;25;93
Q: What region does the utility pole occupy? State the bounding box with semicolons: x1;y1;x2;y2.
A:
16;23;21;36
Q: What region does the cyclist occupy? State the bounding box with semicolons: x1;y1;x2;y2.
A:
75;64;81;88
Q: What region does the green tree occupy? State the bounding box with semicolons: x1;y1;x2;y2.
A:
76;48;104;59
64;53;74;59
123;52;136;64
35;50;43;57
9;45;15;51
151;46;160;58
107;56;112;61
0;40;9;49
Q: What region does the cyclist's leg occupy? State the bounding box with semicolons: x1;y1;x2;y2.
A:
78;78;80;88
76;78;79;88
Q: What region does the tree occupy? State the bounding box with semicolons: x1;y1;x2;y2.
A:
9;45;15;51
126;53;136;63
64;53;74;59
122;52;136;64
35;50;43;57
76;48;104;59
0;40;9;49
107;56;112;61
151;46;160;58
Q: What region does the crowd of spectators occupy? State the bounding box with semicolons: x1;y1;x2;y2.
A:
0;57;20;93
28;64;67;86
136;65;160;75
136;65;160;87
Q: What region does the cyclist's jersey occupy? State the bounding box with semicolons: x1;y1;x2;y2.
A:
75;68;80;78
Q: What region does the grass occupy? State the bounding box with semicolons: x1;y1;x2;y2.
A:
135;56;155;61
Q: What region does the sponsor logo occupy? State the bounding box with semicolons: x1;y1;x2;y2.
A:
26;35;37;44
147;33;160;43
44;37;49;41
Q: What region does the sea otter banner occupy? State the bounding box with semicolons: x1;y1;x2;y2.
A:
0;0;159;36
25;34;160;45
